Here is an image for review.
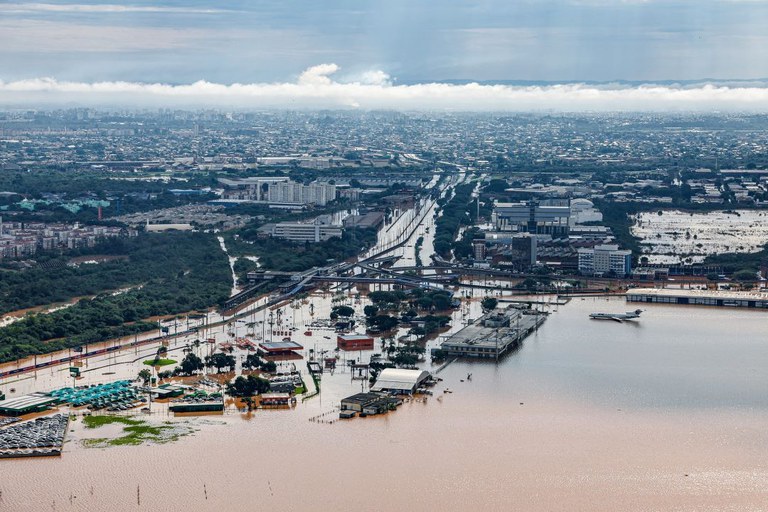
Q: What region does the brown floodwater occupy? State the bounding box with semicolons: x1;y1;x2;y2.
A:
3;297;768;511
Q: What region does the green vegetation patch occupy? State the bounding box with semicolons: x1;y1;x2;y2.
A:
232;227;377;272
0;232;231;363
143;358;177;367
82;415;192;447
434;184;477;259
83;415;142;428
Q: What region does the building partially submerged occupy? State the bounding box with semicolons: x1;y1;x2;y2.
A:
370;368;430;394
337;334;374;351
340;392;401;415
258;341;304;360
0;393;57;417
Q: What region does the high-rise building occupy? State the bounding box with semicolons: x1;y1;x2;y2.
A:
473;240;486;261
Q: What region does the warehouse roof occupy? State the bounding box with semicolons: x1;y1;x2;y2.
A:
0;393;57;414
371;368;430;393
259;341;303;352
627;288;768;301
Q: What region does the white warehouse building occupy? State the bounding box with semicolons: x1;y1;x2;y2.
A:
578;244;632;276
370;368;431;394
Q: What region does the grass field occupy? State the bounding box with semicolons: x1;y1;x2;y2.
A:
81;415;192;447
142;358;177;367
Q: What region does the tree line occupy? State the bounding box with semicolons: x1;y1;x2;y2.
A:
0;232;231;363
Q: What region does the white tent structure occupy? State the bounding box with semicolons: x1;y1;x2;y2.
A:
370;368;430;394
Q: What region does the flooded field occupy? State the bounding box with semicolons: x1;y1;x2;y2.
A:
3;296;768;511
631;209;768;264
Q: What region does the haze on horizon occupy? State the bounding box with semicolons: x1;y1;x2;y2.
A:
2;0;768;111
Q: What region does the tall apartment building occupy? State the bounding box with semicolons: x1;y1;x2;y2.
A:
267;181;336;206
218;177;289;201
220;178;336;206
578;244;632;276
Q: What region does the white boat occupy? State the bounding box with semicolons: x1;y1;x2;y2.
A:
589;309;643;323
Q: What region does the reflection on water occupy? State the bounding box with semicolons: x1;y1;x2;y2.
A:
3;297;768;511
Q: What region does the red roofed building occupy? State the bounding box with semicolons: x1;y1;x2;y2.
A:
337;334;374;351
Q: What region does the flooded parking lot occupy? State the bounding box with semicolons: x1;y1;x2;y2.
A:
631;209;768;264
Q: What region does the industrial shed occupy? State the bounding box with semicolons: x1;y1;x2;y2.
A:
370;368;430;394
0;393;57;416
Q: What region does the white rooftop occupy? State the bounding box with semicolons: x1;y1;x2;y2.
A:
371;368;430;393
627;288;768;301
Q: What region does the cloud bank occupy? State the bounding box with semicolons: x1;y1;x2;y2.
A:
0;3;229;14
2;64;768;111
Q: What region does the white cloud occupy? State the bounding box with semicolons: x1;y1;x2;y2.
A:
298;64;341;86
356;70;392;86
0;3;229;14
2;64;768;111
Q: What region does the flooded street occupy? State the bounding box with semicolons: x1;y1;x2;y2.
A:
3;296;768;511
217;235;241;297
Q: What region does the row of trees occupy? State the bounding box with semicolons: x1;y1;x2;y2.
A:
243;353;277;373
434;184;476;259
0;233;232;363
330;305;355;319
227;375;270;397
238;227;378;272
0;232;230;315
368;288;454;312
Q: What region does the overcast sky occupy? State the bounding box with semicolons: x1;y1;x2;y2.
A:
2;0;768;110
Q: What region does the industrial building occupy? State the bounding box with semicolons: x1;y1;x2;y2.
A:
337;334;375;351
437;308;546;359
258;340;304;360
485;232;537;270
258;215;343;243
147;384;187;399
492;200;571;237
340;392;401;415
627;288;768;309
0;393;58;416
169;400;224;413
342;211;385;230
370;368;431;394
260;393;294;407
